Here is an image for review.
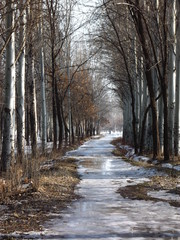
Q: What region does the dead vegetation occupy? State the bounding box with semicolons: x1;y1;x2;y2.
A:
112;137;180;207
112;137;180;163
0;141;83;234
118;176;180;208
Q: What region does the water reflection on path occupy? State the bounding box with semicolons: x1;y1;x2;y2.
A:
44;134;180;240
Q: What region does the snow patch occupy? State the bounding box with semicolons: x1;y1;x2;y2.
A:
120;144;180;172
133;156;150;163
162;163;174;169
148;190;180;202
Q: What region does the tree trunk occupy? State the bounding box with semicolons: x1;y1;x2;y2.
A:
1;0;16;171
162;82;169;161
28;47;37;157
174;0;180;155
51;40;57;149
39;14;47;153
146;70;160;159
139;104;150;154
158;96;164;151
17;0;26;161
55;79;63;148
132;2;161;158
71;111;74;144
168;0;176;155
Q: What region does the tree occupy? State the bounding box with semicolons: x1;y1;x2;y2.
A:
127;0;161;159
174;0;180;156
39;0;47;153
26;2;38;157
16;0;26;161
1;0;16;171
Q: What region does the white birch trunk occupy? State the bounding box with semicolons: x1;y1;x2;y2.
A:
17;0;26;160
1;0;16;171
168;0;176;155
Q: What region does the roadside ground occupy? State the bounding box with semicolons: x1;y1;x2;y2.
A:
0;141;86;234
112;137;180;208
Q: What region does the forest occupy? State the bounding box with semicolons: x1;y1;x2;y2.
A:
0;0;112;173
0;0;180;237
96;0;180;161
0;0;179;184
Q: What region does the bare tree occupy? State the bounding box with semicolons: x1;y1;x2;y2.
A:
1;0;16;171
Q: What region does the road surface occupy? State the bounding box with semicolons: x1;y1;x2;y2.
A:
42;134;180;239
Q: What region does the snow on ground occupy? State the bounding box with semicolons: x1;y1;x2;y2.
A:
1;134;180;240
41;134;180;239
118;144;180;172
148;190;180;201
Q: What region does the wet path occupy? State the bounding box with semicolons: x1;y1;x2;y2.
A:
43;134;180;239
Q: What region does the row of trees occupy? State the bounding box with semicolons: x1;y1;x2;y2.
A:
0;0;108;172
96;0;180;161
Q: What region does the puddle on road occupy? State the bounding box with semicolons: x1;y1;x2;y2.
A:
15;134;180;240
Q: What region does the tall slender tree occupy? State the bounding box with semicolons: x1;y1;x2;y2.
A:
17;0;26;161
174;0;180;156
39;0;47;153
1;0;16;171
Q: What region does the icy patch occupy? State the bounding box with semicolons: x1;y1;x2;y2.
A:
133;156;150;163
91;135;101;139
148;190;180;202
0;231;44;239
118;145;135;158
120;145;151;163
120;144;180;173
162;163;174;169
162;163;180;172
174;165;180;171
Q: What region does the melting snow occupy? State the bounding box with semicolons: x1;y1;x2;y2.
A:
148;190;180;202
2;133;180;240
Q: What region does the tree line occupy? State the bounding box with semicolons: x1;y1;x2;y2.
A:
96;0;180;161
0;0;108;172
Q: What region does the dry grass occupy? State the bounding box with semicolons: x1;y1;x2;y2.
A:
118;175;180;208
112;137;180;207
0;144;81;234
0;139;84;202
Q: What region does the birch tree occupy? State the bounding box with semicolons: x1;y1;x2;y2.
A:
17;0;26;160
26;2;38;157
168;0;176;155
1;0;16;171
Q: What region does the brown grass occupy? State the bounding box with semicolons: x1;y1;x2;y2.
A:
0;138;86;234
117;176;180;208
